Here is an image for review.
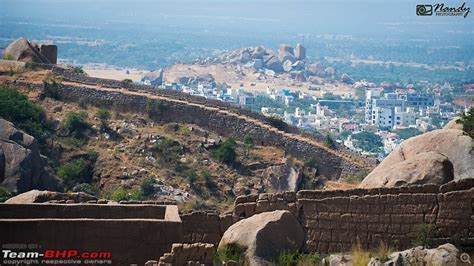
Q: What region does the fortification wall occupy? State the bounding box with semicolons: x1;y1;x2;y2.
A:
0;204;182;265
233;179;474;253
9;80;368;179
49;66;376;165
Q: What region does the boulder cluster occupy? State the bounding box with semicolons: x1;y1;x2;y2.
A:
194;43;353;84
3;37;57;64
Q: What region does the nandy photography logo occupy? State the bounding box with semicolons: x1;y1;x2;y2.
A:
416;2;471;17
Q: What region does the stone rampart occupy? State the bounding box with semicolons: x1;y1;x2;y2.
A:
8;80;370;179
233;179;474;253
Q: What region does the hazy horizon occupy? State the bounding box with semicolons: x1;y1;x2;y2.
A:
1;0;473;70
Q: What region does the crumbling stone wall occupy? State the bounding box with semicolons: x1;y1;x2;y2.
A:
233;179;474;253
8;80;369;179
180;211;233;246
157;243;214;265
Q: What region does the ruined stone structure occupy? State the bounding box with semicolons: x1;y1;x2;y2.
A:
1;179;473;265
0;204;182;265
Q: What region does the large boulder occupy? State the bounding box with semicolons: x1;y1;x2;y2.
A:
218;210;304;265
264;56;284;73
262;159;302;192
383;243;461;266
0;118;63;193
3;38;56;64
142;69;163;86
5;190;96;204
360;129;473;188
341;73;354;84
443;117;463;130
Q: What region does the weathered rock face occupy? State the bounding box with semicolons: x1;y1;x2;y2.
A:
361;152;454;188
443;117;463;130
3;38;57;64
0;118;63;193
264;56;284;73
5;189;96;203
262;159;302;192
218;210;304;265
294;43;306;60
142;69;163;86
384;244;461;266
360;129;473;188
341;73;354;84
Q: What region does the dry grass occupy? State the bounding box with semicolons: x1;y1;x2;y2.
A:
324;180;359;190
350;241;395;266
351;243;371;266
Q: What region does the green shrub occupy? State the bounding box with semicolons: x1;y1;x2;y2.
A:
276;251;320;266
0;188;13;202
72;66;86;75
96;108;111;123
96;108;111;129
268;115;288;131
62;111;91;138
214;244;245;264
210;138;237;165
129;189;144;201
141;177;156;196
146;99;165;118
325;134;336;148
153;138;182;166
110;188;128;202
25;62;39;70
457;108;474;138
2;53;14;60
122;79;133;84
392;128;422;140
74;183;99;196
342;170;369;184
57;159;93;188
412;223;434;248
43;79;61;100
0;86;49;140
243;135;254;155
303;156;317;168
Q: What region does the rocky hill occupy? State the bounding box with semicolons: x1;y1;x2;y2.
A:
0;64;371;209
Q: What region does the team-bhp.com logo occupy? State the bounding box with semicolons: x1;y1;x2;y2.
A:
417;2;471;17
2;246;112;265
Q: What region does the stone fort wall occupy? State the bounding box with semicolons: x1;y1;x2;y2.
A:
10;80;370;179
48;66;375;167
233;179;474;253
1;180;473;265
0;204;182;266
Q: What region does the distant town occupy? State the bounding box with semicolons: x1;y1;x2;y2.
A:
139;71;471;160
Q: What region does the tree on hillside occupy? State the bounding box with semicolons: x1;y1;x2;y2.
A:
0;86;49;140
457;108;474;138
352;131;383;153
210;137;237;165
62;111;91;139
393;128;422;140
